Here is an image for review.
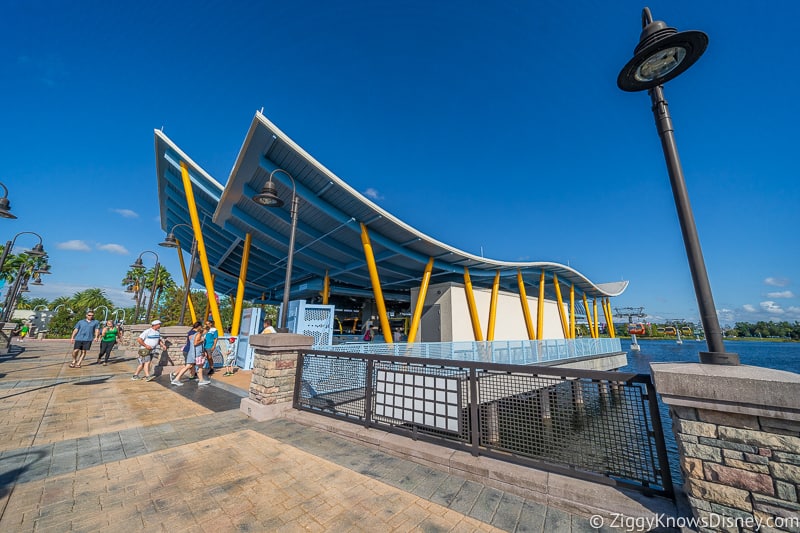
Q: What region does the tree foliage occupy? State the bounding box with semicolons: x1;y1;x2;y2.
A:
731;321;800;340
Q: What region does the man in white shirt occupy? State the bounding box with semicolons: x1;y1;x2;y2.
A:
133;320;167;381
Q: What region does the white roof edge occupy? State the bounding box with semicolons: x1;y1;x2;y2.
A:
250;112;626;297
155;129;225;192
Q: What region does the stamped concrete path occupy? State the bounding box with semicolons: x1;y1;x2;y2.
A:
0;339;619;532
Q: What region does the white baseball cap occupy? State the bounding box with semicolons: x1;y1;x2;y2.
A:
151;320;162;326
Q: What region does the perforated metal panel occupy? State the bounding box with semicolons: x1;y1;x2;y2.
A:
287;300;334;346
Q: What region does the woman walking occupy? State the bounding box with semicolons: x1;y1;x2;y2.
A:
96;320;119;365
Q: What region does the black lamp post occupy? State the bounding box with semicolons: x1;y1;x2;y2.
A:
0;182;15;219
3;262;45;321
0;232;46;321
159;223;197;326
130;251;160;324
254;169;300;331
618;7;738;365
0;231;46;279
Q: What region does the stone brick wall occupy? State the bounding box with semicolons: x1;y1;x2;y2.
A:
653;362;800;532
671;405;800;528
247;333;314;406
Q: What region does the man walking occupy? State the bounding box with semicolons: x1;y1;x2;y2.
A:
133;319;167;381
69;311;100;368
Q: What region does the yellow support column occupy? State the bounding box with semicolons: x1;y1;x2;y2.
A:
536;270;545;340
609;298;617;338
570;284;576;339
583;293;595;338
593;298;600;338
360;223;392;343
180;161;223;329
463;268;483;341
552;274;568;338
322;270;329;305
230;233;251;336
603;297;616;338
203;274;215;323
516;270;535;340
408;258;434;344
487;271;500;341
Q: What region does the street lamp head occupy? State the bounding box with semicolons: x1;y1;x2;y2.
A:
617;7;707;92
27;243;46;257
254;180;284;207
0;197;15;219
130;257;145;269
159;232;180;248
35;264;51;275
0;182;15;219
31;276;43;286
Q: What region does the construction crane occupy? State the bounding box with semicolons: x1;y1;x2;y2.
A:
613;306;647;352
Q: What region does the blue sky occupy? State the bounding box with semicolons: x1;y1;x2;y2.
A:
2;0;798;326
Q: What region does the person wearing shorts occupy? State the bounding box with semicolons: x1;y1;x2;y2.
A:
69;311;100;368
133;320;166;381
194;324;213;385
171;322;203;386
222;337;237;376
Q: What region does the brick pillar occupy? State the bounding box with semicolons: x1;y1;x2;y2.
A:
652;363;800;531
240;333;314;421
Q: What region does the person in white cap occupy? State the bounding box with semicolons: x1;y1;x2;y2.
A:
133;320;167;381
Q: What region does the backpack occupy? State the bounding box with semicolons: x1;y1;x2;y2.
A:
181;329;194;353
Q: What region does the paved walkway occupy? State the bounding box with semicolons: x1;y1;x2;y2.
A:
0;339;623;532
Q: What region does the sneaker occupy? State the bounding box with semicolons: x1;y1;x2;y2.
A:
169;372;176;381
170;380;183;386
198;380;211;385
223;372;232;376
145;375;156;382
131;375;141;381
102;362;107;366
188;375;198;380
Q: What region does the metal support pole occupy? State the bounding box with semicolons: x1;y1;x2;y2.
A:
649;85;739;365
179;239;198;326
3;263;27;321
0;240;12;277
145;262;160;323
133;272;145;323
279;194;300;330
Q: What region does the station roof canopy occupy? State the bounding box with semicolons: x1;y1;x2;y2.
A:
155;112;627;305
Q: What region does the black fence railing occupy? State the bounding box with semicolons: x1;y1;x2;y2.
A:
294;349;673;498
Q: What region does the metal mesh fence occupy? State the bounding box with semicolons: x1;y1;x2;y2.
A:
295;350;671;497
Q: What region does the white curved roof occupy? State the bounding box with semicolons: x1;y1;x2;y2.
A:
156;112;627;304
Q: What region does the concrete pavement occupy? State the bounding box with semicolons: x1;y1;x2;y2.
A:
0;339;656;532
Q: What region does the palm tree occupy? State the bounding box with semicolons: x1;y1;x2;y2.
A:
142;266;176;319
72;288;113;314
49;295;72;309
17;296;49;310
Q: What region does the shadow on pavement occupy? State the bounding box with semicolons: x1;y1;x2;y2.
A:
0;450;46;499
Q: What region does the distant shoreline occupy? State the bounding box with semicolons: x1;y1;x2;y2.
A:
624;336;798;343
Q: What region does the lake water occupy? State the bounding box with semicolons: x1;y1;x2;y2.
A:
619;339;800;485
